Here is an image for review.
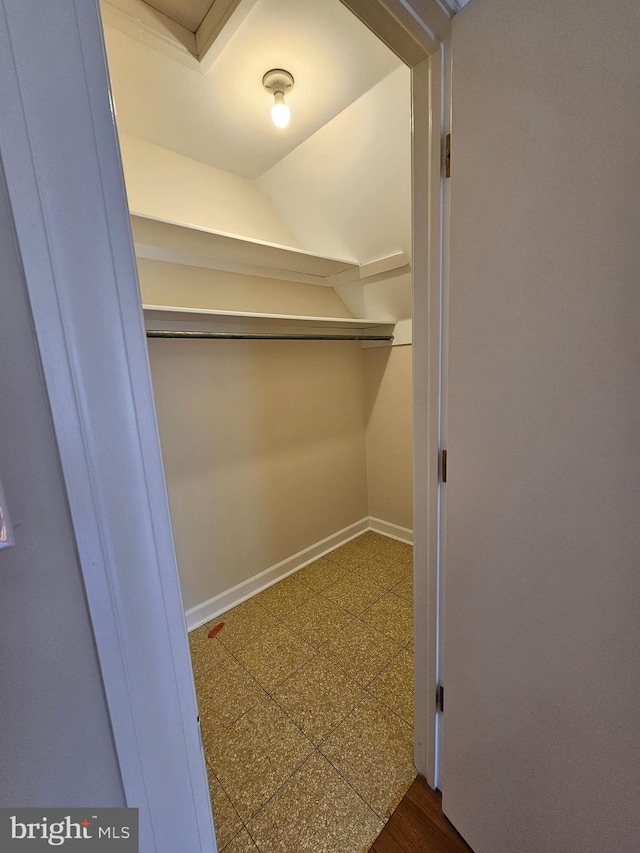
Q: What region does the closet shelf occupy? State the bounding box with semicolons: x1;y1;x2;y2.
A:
142;305;396;341
131;213;409;287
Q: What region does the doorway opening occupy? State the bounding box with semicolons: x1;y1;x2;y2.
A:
99;0;429;849
2;0;439;849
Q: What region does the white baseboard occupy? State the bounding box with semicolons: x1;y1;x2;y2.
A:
368;516;414;544
185;515;414;631
185;517;369;631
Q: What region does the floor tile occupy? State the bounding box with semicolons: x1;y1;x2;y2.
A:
391;573;413;602
206;698;313;822
321;695;416;819
194;534;417;852
377;537;413;565
223;829;259;853
356;531;391;548
253;573;315;619
297;558;348;592
235;624;316;692
281;594;353;648
350;554;409;591
321;574;386;616
189;624;230;679
360;593;414;645
248;752;383;853
211;599;280;654
322;537;374;570
272;655;364;745
206;764;243;850
368;648;414;726
320;620;401;686
197;656;266;744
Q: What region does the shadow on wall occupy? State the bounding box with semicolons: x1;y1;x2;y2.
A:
148;337;369;611
363;344;413;531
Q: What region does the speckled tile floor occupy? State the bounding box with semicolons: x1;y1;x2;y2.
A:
189;531;415;853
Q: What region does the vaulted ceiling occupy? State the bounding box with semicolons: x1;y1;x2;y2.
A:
101;0;402;179
145;0;216;32
142;0;470;34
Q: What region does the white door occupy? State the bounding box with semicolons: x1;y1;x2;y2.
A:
442;1;640;851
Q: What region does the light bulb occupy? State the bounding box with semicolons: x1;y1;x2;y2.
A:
271;91;290;128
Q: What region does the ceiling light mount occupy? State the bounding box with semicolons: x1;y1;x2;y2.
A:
262;68;294;96
262;68;294;128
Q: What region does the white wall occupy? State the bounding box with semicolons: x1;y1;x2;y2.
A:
115;57;414;616
138;259;413;613
0;165;124;807
336;271;412;321
126;59;415;611
148;337;369;610
138;260;367;612
257;65;411;264
101;2;401;179
364;345;413;530
119;133;301;246
137;257;353;316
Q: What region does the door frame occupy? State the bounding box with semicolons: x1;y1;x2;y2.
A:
338;0;450;786
0;1;449;849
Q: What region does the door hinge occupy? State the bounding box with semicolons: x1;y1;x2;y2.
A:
445;133;451;178
436;684;445;713
440;449;447;483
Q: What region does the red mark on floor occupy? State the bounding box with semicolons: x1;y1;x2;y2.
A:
208;623;225;638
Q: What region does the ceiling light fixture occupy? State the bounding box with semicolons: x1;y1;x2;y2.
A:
262;69;294;129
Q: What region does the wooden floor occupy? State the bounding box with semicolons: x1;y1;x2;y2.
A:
368;777;474;853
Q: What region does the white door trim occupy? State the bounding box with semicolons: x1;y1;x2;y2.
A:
340;0;448;787
0;2;215;850
339;0;446;61
0;0;447;846
411;48;446;788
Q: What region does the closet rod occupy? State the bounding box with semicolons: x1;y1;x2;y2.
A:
146;330;394;342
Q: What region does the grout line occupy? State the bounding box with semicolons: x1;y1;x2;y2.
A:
279;609;357;648
243;749;320;846
224;612;323;693
194;536;415;850
198;658;269;748
201;646;320;796
207;667;400;827
243;741;316;828
205;762;243;851
316;604;408;647
199;635;412;757
268;650;362;749
314;697;391;823
197;613;410;748
210;705;315;832
200;694;265;750
363;686;414;730
262;651;323;707
317;700;417;826
207;703;413;836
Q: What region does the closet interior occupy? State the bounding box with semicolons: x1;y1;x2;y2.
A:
101;0;415;850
